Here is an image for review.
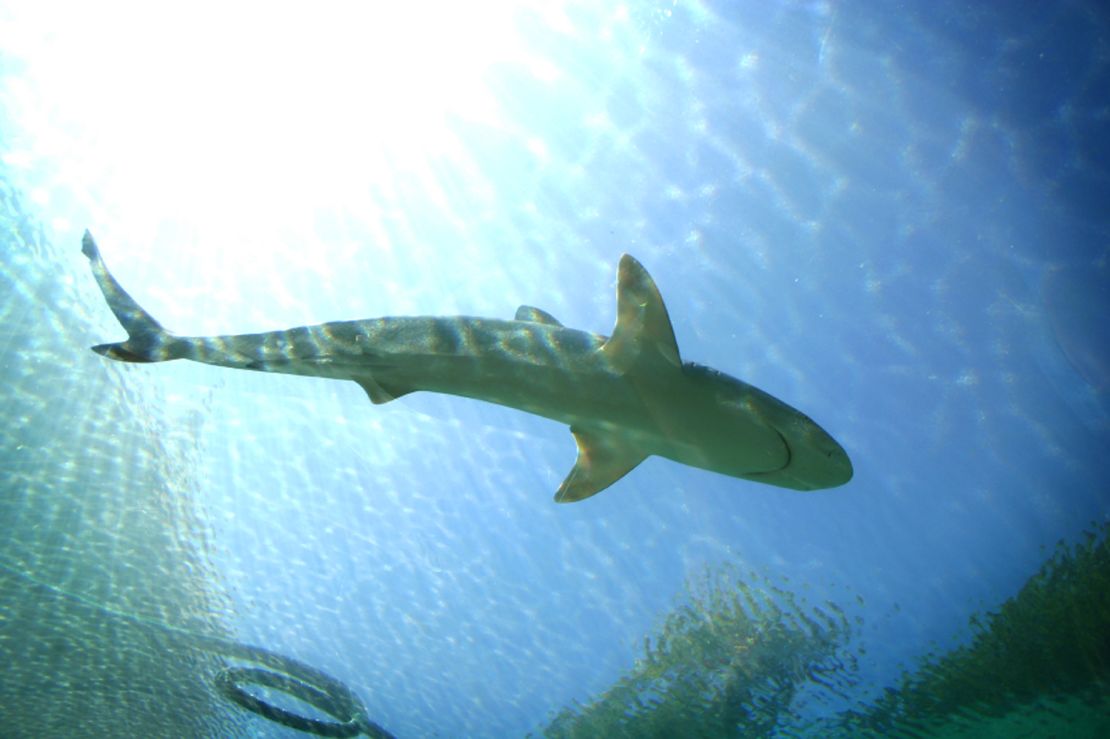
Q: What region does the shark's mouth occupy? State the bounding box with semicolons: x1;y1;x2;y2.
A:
744;427;793;479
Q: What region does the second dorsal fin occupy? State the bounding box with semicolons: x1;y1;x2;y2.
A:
514;305;563;326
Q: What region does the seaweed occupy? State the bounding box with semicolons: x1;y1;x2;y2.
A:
841;521;1110;736
542;564;857;738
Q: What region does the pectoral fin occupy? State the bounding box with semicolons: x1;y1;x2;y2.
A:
555;427;648;503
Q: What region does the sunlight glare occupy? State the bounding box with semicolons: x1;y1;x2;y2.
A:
2;1;552;268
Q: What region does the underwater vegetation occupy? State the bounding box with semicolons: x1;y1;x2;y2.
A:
540;520;1110;738
541;563;858;738
839;519;1110;737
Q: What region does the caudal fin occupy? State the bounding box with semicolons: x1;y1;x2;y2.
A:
83;231;180;363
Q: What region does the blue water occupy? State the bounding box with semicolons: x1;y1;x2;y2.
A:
1;1;1107;736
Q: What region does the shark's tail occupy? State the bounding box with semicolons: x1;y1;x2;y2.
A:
82;231;183;363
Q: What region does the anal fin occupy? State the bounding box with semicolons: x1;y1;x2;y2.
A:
555;426;648;503
355;377;414;405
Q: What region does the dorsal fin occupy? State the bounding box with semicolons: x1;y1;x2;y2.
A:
599;255;681;374
514;305;563;326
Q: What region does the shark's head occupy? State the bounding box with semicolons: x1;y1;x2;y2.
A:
683;363;853;491
759;403;853;491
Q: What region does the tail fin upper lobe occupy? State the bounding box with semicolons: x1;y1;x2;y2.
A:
83;231;179;363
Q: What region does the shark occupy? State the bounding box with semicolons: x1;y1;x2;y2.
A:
82;231;852;502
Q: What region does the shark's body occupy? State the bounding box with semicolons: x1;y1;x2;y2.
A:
82;231;852;502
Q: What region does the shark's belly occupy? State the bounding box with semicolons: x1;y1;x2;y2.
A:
618;372;792;478
377;352;790;480
380;352;648;429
